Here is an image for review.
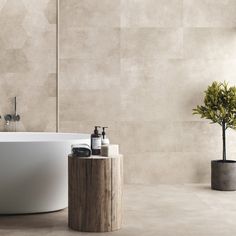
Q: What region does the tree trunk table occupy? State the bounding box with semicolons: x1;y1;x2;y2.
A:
68;155;123;232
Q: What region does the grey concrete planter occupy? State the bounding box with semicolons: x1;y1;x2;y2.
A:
211;160;236;191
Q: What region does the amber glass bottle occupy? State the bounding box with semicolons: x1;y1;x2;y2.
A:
91;126;102;155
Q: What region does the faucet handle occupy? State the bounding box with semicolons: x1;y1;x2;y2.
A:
4;114;12;121
13;114;20;121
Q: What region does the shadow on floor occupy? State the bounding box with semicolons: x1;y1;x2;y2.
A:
0;209;68;229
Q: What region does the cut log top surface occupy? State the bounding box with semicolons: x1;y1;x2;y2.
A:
68;154;123;159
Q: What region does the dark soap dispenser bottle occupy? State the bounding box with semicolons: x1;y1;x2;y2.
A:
91;126;102;155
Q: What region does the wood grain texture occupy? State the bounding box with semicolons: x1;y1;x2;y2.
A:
68;155;123;232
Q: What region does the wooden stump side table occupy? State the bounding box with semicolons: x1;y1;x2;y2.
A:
68;155;123;232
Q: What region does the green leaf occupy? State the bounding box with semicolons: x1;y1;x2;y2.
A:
192;81;236;130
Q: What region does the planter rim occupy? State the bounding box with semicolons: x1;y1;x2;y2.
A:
212;160;236;163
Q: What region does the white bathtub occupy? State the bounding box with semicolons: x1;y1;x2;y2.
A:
0;132;90;214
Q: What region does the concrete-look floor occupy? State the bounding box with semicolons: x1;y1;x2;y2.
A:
0;184;236;236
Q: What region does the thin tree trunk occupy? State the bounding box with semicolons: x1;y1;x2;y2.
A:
222;121;226;161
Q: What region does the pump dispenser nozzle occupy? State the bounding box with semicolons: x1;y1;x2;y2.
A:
101;127;109;145
102;127;108;139
94;126;101;135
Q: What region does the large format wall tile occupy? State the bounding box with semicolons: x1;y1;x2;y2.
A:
59;89;121;123
44;0;56;24
0;49;28;73
0;0;57;132
119;121;183;154
23;30;56;73
0;0;26;22
184;28;236;59
60;58;120;90
22;12;54;36
60;28;120;60
120;58;236;122
121;28;183;59
60;0;120;28
120;58;185;121
183;0;236;27
178;59;236;121
0;23;27;49
121;0;182;27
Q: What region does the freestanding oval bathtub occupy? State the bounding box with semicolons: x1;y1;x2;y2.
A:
0;132;90;214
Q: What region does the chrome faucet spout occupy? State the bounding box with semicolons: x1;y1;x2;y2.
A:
13;97;20;121
14;96;17;115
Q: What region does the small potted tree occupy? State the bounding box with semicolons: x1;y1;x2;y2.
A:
193;81;236;191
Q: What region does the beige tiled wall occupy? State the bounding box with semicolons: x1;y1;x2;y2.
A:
2;1;236;184
59;0;236;184
0;0;57;131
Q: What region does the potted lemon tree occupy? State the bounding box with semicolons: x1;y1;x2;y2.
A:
193;81;236;191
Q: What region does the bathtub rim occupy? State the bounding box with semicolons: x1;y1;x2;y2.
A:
0;132;90;142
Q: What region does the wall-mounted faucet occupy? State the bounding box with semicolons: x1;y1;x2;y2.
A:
4;97;20;125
